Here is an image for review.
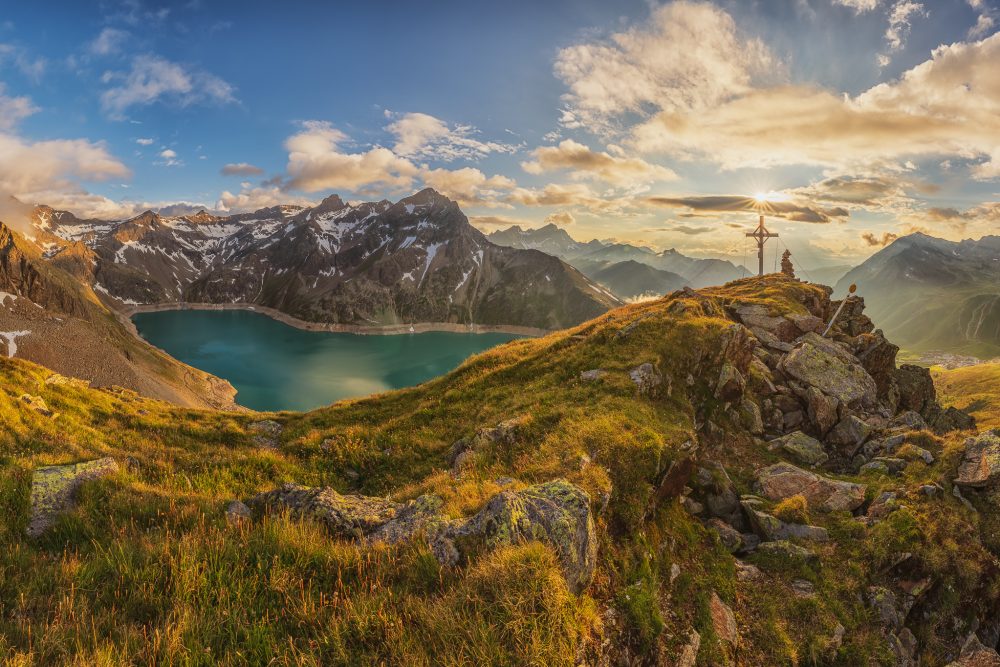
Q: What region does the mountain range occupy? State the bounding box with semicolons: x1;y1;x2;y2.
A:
837;233;1000;358
487;223;745;298
27;189;620;332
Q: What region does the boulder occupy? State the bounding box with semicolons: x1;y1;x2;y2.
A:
249;420;283;449
454;479;597;594
866;491;899;520
27;458;120;538
735;305;798;343
930;406;978;434
805;386;839;435
755;540;819;567
20;393;53;417
769;431;828;467
710;592;739;647
895;364;936;414
742;501;829;542
947;634;1000;667
757;462;865;512
247;479;597;593
677;630;702;667
955;431;1000;488
891;411;928;431
225;500;252;525
738;399;765;435
781;333;877;408
708;518;744;553
629;362;664;397
828;415;873;449
788;313;824;335
716;362;746;401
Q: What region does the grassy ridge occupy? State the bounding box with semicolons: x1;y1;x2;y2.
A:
0;276;996;665
933;363;1000;430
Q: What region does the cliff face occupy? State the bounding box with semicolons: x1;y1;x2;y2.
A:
3;274;997;666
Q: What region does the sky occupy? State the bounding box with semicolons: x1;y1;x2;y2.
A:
1;0;999;268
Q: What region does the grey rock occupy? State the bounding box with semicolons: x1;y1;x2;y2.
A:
629;362;664;397
769;431;829;467
955;430;1000;488
250;420;283;449
781;332;877;408
27;458;120;538
580;369;607;382
225;500;252;525
828;415;873;449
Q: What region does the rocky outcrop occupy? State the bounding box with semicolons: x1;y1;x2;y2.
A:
768;431;828;467
780;333;877;409
27;458;120;538
946;634;1000;666
756;462;865;512
246;478;597;594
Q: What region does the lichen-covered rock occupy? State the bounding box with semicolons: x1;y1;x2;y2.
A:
757;462;866;512
225;500;251;525
755;540;819;567
246;484;403;537
741;501;829;542
955;431;1000;488
27;458;120;538
895;364;936;414
454;479;597;594
708;518;744;553
891;410;928;431
629;362;664;397
769;431;828;467
781;333;877;408
738;399;764;435
250;420;283;449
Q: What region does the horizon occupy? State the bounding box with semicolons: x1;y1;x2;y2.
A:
2;0;999;268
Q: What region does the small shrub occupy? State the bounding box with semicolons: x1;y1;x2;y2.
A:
773;494;810;524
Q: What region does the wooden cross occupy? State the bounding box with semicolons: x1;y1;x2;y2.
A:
746;214;778;276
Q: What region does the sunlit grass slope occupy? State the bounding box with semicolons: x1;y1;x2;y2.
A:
0;275;996;665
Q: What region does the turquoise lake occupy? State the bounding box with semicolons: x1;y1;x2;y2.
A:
131;309;521;412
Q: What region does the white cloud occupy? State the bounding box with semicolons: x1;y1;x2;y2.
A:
89;28;129;56
420;166;515;207
628;31;1000;178
384;111;519;161
544;211;576;226
521;139;677;185
553;1;778;132
100;55;236;118
884;1;926;51
159;148;176;159
833;0;881;12
135;137;154;146
156;147;181;167
216;185;312;213
0;84;37;130
284;120;419;192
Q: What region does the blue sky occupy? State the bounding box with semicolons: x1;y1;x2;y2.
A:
1;0;999;266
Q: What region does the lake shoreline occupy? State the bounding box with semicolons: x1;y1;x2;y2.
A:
119;302;550;337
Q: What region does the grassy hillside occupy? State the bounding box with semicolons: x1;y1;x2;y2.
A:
933;363;1000;430
1;275;997;665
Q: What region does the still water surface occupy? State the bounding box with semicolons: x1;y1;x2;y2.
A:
132;309;520;411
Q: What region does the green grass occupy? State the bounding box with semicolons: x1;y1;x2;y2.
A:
1;275;998;665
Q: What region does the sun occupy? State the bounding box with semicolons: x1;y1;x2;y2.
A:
753;190;790;204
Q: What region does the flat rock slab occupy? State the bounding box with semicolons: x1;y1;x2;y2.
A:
27;458;119;538
781;333;877;408
757;462;865;512
955;431;1000;488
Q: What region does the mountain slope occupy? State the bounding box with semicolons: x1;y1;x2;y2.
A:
487;226;744;293
837;233;1000;357
32;189;620;330
2;274;995;665
578;259;686;301
0;221;237;408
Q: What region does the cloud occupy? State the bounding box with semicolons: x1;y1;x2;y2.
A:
135;137;154;146
790;175;908;207
861;231;899;246
629;32;1000;177
221;162;264;176
284;120;419;193
89;27;129;55
507;182;623;212
469;215;533;228
645;194;849;223
419;166;515;207
384;111;519;162
543;211;575;226
0;44;46;82
970;13;995;37
216;185;312;213
521;139;677;185
100;55;236;118
833;0;881;12
553;1;778;132
883;1;926;53
0;84;37;130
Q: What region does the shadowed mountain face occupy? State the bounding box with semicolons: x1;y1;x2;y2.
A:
487;225;743;292
29;189;620;331
0;222;237;408
837;233;1000;358
573;259;686;301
